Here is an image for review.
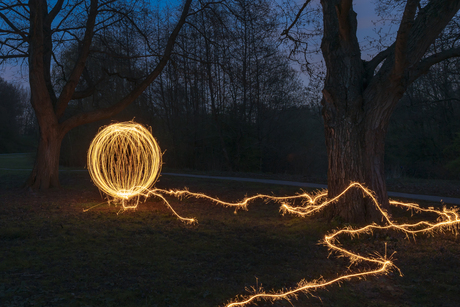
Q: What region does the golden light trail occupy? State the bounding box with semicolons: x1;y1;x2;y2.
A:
87;121;162;208
87;122;460;306
133;183;458;306
220;182;460;307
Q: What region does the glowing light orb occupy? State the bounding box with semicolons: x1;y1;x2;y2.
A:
87;121;162;201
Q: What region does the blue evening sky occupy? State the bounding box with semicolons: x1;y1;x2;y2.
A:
1;0;388;87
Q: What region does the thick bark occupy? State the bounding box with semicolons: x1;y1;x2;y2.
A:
322;89;397;223
25;124;64;189
26;0;63;189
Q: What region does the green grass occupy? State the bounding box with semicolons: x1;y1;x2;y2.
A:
0;182;327;306
0;153;35;189
1;154;460;307
0;152;35;169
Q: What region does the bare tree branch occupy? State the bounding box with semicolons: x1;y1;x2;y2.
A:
406;0;460;65
99;6;157;53
369;0;460;89
61;0;194;133
52;0;85;34
45;0;64;24
409;46;460;83
0;38;28;56
0;2;29;20
0;54;27;59
188;0;223;17
281;0;312;41
56;0;99;118
364;43;395;76
0;11;27;39
89;49;161;59
393;0;419;79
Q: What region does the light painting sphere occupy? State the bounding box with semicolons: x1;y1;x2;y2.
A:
87;122;162;200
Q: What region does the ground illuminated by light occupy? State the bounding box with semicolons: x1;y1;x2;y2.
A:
87;122;460;307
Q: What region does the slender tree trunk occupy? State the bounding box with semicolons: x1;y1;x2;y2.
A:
202;16;232;172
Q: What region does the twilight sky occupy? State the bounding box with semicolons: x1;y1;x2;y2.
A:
1;0;388;87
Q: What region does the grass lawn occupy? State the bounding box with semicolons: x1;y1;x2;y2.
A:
1;154;459;306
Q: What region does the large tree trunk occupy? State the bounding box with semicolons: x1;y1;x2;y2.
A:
26;0;63;189
322;92;395;223
320;0;395;223
317;0;460;223
25;123;64;189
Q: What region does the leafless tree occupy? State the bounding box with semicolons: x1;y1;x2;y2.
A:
285;0;460;222
149;0;309;172
0;0;193;189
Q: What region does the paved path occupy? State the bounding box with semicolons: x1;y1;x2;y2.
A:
0;168;87;172
163;173;460;205
2;167;459;205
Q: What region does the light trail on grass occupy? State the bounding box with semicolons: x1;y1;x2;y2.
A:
221;182;460;307
88;180;460;306
86;122;460;306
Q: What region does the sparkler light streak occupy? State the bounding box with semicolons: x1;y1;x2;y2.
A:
87;122;162;208
135;183;459;306
221;182;460;307
87;122;460;306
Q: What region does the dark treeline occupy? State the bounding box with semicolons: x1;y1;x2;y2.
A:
2;0;459;181
0;77;35;152
386;55;460;179
56;0;328;180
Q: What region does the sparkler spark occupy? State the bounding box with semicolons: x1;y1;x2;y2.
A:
87;121;162;206
137;183;458;306
87;122;460;306
221;182;460;307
